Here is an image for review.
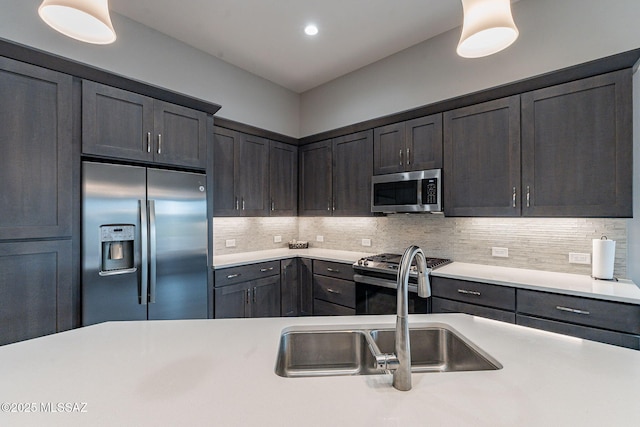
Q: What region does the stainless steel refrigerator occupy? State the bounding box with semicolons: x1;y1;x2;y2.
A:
82;161;208;325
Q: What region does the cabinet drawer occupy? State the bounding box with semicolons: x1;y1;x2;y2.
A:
313;275;356;308
314;299;355;316
431;297;515;324
516;314;640;350
517;289;640;334
214;260;280;287
431;277;515;311
313;260;354;281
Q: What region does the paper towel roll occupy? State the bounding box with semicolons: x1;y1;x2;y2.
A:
592;238;616;279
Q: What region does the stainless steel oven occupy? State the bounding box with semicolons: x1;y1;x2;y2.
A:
353;253;451;315
371;169;442;213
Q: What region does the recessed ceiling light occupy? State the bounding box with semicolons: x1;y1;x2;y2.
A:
304;24;318;36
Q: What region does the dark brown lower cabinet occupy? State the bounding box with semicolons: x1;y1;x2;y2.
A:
312;260;356;316
0;240;73;346
214;275;280;319
281;258;313;317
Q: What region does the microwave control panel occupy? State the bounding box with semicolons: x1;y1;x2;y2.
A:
423;178;438;205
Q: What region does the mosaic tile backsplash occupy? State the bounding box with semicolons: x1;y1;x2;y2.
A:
214;216;629;278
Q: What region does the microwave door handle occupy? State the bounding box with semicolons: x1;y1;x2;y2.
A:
139;200;148;305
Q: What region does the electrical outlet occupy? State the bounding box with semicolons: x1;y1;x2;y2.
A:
569;252;591;264
492;247;509;258
316;235;324;242
273;235;282;243
361;238;372;247
225;239;236;248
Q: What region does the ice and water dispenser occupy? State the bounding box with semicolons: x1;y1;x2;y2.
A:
99;225;136;275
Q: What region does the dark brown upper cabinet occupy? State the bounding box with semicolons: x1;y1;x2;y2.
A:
443;96;521;217
269;141;298;216
299;130;373;216
0;57;73;240
374;114;443;175
213;127;269;217
82;80;207;169
521;69;632;217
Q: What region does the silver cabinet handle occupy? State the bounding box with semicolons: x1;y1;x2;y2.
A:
332;197;335;211
242;198;245;211
512;187;517;208
327;198;331;211
253;287;257;304
227;273;240;279
327;267;340;273
526;186;531;208
146;132;151;153
148;200;157;304
235;197;239;211
406;148;410;165
458;289;481;296
157;134;162;154
326;288;340;294
139;199;148;305
260;267;274;273
245;289;250;305
271;200;275;211
556;306;590;315
399;149;403;166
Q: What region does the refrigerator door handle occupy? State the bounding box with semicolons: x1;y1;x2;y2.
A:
149;200;157;304
140;199;149;305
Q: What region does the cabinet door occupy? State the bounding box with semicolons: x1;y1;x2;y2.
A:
405;114;443;171
281;258;299;316
374;122;405;175
299;258;314;316
0;58;72;240
333;130;373;216
251;276;281;318
299;140;333;216
0;240;73;345
521;70;632;217
213;127;239;216
444;96;521;217
153;100;207;169
214;282;250;318
269;141;298;216
82;80;154;162
237;134;269;216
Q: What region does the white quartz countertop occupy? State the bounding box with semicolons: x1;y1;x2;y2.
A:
213;249;640;305
0;314;639;426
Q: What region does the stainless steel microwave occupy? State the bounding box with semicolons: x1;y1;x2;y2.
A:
371;169;442;213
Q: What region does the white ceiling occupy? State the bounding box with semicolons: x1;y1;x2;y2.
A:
109;0;465;93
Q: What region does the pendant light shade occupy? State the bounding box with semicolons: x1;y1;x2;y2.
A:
457;0;518;58
38;0;116;44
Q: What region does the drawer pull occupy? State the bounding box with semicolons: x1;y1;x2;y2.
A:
260;267;274;273
556;306;590;315
227;273;240;279
458;289;481;296
327;268;340;273
326;288;340;295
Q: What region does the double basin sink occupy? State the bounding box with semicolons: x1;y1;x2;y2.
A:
275;323;502;378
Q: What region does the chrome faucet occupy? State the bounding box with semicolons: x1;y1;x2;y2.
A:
393;245;430;391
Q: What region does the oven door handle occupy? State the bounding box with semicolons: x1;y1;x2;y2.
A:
353;274;419;293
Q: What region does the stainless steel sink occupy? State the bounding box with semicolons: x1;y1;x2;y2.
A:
275;323;501;378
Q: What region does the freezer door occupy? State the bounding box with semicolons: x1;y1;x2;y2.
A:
147;168;208;320
82;162;147;325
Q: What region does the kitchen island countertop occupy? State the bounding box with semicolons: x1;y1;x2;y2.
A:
0;314;638;426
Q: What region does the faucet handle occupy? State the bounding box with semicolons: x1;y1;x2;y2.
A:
375;353;400;371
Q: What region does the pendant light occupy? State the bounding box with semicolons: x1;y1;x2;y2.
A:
38;0;116;44
457;0;518;58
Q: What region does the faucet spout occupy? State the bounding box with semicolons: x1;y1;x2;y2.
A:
393;245;429;391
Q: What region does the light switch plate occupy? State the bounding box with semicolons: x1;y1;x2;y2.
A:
361;238;372;247
569;252;591;264
225;239;236;248
316;235;324;242
274;235;282;243
492;247;509;258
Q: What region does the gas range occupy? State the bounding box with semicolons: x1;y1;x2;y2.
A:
353;252;452;276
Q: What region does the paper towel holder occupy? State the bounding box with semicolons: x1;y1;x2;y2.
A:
591;235;618;281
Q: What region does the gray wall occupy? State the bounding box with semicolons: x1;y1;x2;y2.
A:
300;0;640;137
0;0;300;137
